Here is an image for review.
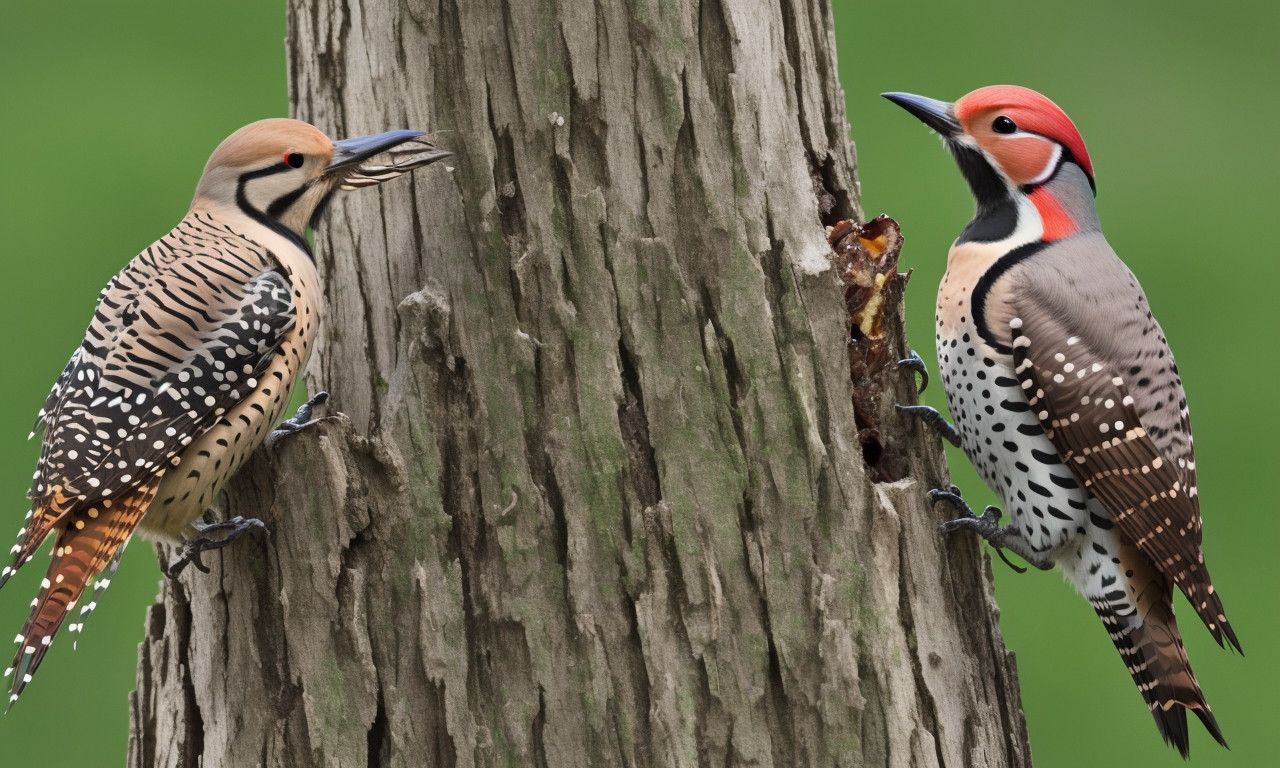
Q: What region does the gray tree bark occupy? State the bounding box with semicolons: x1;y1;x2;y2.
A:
128;1;1031;766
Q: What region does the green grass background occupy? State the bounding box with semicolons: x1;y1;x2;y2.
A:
0;0;1273;765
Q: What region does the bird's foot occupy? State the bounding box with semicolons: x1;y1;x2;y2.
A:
166;516;266;577
897;404;962;447
929;485;1050;572
265;391;329;448
898;350;930;394
932;484;1003;536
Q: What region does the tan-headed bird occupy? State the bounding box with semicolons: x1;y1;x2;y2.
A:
886;86;1238;757
0;118;450;706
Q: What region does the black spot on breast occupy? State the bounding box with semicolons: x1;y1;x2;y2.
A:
1089;512;1115;530
1047;505;1072;521
1031;449;1058;465
1026;480;1051;498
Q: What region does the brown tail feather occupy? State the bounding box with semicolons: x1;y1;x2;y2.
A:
1175;572;1241;655
1095;549;1227;758
4;483;155;708
0;489;76;590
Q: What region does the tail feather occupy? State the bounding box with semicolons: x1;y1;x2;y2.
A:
1177;575;1241;655
1093;551;1227;758
0;490;74;591
8;526;98;706
70;540;129;648
4;483;154;708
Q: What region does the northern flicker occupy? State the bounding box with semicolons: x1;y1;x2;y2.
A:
886;85;1238;756
0;118;450;706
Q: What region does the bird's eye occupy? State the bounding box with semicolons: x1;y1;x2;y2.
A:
283;152;305;169
992;116;1017;134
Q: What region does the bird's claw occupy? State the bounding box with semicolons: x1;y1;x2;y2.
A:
899;405;963;447
266;391;329;447
938;504;1003;536
927;483;966;510
166;516;266;577
928;485;1028;573
898;350;930;394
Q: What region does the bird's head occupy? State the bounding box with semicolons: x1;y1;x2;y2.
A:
191;118;451;243
883;86;1098;242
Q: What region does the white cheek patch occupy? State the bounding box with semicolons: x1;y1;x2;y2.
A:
1026;142;1062;186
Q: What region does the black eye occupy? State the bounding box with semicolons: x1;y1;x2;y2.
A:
992;116;1017;134
284;152;305;168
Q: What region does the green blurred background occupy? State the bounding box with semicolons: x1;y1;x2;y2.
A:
0;0;1273;764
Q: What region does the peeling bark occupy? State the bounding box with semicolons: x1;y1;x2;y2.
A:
129;1;1031;766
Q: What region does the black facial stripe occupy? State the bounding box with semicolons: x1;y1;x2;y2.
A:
950;144;1008;211
971;240;1050;354
950;143;1017;244
266;183;310;220
309;193;336;230
957;198;1018;244
235;164;311;256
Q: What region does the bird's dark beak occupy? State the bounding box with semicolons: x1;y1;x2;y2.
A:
328;130;434;169
882;92;961;137
325;130;453;190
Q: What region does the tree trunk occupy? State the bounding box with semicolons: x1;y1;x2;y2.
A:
128;1;1031;766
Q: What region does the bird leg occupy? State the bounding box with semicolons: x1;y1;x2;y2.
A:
929;485;1052;572
166;516;266;577
898;350;930;394
265;391;329;447
897;404;963;447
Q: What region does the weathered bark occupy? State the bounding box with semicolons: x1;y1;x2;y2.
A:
129;1;1031;766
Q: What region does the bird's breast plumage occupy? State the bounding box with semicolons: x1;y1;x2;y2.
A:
135;210;324;540
936;275;1091;559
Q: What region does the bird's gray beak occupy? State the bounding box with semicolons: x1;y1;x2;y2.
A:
882;92;962;138
325;130;453;190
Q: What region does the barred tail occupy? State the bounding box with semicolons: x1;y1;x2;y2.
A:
5;483;155;708
0;491;74;591
1176;572;1241;655
1093;555;1227;758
